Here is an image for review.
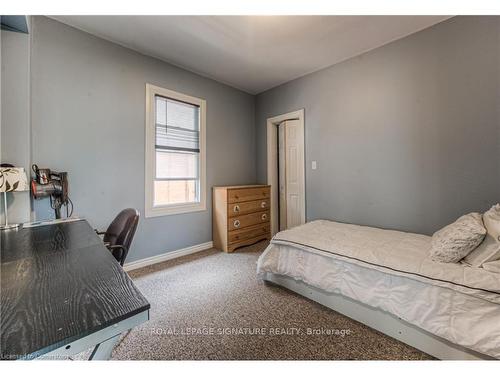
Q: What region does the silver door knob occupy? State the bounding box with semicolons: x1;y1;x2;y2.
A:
233;205;240;213
261;201;267;208
233;220;241;228
261;213;267;220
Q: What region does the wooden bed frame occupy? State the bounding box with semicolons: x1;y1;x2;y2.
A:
263;272;493;360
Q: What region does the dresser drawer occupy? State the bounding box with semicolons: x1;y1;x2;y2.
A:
228;187;270;203
228;199;270;217
228;210;270;231
228;223;270;244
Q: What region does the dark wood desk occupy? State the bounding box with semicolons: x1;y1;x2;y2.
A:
1;219;150;360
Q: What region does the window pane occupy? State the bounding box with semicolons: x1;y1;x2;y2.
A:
155;96;200;152
155;96;167;125
156;151;198;179
154;180;197;206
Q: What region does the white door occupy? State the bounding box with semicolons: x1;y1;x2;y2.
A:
284;120;303;229
278;123;287;231
278;119;304;230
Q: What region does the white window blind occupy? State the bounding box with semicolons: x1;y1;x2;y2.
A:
155;97;200;152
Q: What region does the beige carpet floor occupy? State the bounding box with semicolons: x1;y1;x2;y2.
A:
108;241;433;360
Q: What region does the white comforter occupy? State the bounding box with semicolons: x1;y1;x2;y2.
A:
260;220;500;303
257;220;500;358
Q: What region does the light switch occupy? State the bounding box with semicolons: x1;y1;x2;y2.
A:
311;161;317;170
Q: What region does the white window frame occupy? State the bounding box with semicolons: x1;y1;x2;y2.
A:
145;83;207;217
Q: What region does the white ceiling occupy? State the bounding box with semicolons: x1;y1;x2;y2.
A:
52;16;451;94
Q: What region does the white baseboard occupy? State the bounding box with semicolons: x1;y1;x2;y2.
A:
123;241;213;272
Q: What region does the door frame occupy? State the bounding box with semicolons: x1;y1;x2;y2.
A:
266;109;305;235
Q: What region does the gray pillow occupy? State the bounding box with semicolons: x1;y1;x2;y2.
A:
430;213;486;263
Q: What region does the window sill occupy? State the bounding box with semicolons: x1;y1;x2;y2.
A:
145;202;206;218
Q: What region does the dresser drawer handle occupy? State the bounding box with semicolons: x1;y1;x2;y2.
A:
233;220;241;228
233;205;240;213
261;213;267;220
261;201;267;208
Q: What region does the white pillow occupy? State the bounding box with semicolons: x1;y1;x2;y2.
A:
430;213;486;263
482;259;500;273
484;203;500;240
462;235;500;267
462;204;500;267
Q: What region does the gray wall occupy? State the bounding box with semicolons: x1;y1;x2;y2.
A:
1;23;32;224
255;16;500;235
4;15;500;263
30;16;256;262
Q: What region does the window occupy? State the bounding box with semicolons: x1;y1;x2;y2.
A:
145;84;206;217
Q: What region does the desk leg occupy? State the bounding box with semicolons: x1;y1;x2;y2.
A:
88;334;121;360
36;310;148;360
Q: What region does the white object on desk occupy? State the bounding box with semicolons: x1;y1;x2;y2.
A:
0;167;29;230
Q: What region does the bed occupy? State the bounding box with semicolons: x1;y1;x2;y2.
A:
257;220;500;360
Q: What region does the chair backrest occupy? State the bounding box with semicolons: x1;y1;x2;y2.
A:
104;208;140;265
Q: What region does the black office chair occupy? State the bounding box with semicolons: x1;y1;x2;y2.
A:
96;208;140;266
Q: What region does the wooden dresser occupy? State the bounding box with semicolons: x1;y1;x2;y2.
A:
213;185;271;252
